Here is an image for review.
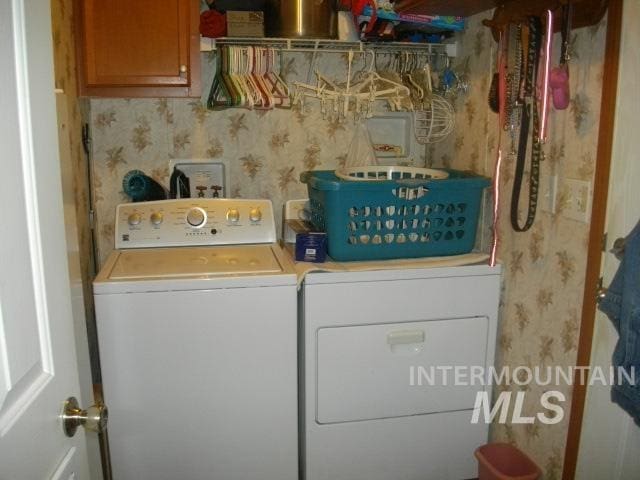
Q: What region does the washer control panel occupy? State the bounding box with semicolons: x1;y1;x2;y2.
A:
115;199;276;249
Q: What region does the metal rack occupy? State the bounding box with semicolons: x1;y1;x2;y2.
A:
200;37;457;57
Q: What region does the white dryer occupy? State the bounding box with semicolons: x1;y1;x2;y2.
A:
299;264;501;480
94;198;297;480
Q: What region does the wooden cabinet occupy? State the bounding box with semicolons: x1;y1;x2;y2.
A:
76;0;200;97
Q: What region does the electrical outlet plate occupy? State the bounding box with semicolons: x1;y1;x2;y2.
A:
562;178;592;223
169;159;226;199
284;199;309;221
283;199;310;243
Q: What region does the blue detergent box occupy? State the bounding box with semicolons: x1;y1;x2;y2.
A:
286;220;327;263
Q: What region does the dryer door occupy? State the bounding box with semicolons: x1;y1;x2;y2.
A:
316;316;489;424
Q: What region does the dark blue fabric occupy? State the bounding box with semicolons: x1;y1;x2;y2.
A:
599;220;640;426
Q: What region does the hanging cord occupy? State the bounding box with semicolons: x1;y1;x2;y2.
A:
490;30;508;267
560;2;573;65
510;16;543;233
538;9;554;143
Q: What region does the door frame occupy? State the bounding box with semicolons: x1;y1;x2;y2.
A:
562;0;623;478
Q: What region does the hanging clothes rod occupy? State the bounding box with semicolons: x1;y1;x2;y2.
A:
200;37;457;57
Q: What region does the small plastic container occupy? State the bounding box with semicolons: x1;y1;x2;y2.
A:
475;443;541;480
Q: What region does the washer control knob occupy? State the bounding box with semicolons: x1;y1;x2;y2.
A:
127;213;142;226
226;208;240;223
249;207;262;222
150;212;163;225
186;208;206;228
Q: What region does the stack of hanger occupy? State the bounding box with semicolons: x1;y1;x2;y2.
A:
375;51;426;111
376;51;455;143
207;46;290;110
292;50;412;123
292;49;456;140
380;51;468;98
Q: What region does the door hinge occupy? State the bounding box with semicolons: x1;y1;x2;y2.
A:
82;123;91;156
602;232;608;252
596;276;607;303
89;209;95;230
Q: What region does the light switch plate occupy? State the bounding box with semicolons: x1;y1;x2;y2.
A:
562;178;592;222
169;159;226;199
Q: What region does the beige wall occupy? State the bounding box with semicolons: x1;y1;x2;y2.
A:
429;12;607;480
51;0;97;360
51;1;104;476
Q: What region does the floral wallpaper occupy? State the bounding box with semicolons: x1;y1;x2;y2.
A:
51;0;98;367
89;52;427;266
429;12;607;480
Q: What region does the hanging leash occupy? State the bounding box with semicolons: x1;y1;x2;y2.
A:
559;2;573;65
550;3;572;110
510;16;545;232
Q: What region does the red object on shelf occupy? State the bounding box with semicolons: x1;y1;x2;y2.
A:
200;9;227;38
475;443;541;480
342;0;377;33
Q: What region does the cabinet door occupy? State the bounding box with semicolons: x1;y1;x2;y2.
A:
78;0;200;97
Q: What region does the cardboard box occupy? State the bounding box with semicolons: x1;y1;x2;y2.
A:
285;219;327;263
226;11;265;38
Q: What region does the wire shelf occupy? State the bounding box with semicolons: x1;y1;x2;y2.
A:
200;37;457;57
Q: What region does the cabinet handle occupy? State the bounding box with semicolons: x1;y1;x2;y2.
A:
179;64;188;74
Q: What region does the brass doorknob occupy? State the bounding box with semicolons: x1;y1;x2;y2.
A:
596;276;608;303
179;64;188;73
61;396;108;437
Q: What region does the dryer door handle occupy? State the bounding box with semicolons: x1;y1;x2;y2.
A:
387;330;425;355
387;330;425;345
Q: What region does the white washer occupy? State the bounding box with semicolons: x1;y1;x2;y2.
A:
299;264;501;480
94;198;297;480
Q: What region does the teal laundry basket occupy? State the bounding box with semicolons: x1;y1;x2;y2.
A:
300;167;490;261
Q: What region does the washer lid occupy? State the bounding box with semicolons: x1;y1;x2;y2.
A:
108;245;283;280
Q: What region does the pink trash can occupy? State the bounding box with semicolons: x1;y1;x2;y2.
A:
475;443;541;480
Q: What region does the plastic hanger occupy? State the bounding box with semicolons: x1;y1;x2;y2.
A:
208;47;234;109
401;52;424;107
221;47;242;107
292;48;411;121
263;48;290;108
249;47;273;109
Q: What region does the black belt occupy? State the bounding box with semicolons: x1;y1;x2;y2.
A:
510;16;543;233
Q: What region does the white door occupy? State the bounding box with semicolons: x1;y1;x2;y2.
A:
0;0;92;478
575;0;640;478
